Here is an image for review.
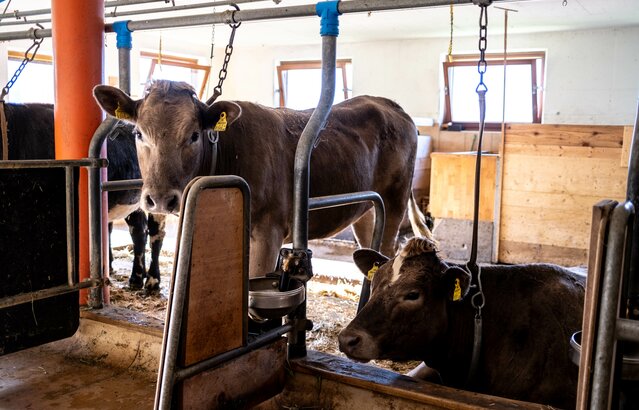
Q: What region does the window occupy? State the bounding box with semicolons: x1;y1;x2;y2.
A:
277;59;352;109
6;51;54;103
139;51;211;99
443;52;545;130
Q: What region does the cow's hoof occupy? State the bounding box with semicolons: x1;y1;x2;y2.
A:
144;277;160;293
128;276;144;290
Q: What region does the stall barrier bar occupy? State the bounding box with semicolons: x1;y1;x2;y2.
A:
0;0;268;26
617;318;639;343
590;201;635;410
88;117;118;308
156;175;251;410
174;323;293;383
0;158;105;169
0;280;100;310
309;191;384;251
102;179;143;192
0;0;516;40
65;166;76;287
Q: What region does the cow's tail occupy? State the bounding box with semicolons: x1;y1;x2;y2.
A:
408;192;434;240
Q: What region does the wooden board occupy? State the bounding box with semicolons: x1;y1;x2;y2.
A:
266;350;548;410
178;338;286;409
179;187;246;367
621;125;634;167
576;200;617;410
429;152;498;221
498;124;627;265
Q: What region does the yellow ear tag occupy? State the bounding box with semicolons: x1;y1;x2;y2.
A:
367;263;379;281
114;104;132;120
213;111;227;132
453;278;462;301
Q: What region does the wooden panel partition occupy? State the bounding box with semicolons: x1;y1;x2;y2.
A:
498;124;629;265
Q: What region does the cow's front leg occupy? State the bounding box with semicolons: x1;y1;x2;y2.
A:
145;213;166;291
249;225;284;278
125;209;148;289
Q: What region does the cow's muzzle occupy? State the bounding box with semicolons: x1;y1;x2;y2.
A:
338;328;377;362
141;188;182;214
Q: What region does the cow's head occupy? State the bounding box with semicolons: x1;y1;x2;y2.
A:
338;237;471;362
93;80;242;214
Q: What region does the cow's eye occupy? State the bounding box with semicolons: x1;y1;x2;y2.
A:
134;130;143;141
190;132;200;143
404;291;421;301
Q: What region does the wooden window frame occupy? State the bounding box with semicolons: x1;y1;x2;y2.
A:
442;52;545;131
140;51;211;99
277;59;351;108
8;50;53;64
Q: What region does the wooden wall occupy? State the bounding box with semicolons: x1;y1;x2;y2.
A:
498;124;630;266
429;152;498;221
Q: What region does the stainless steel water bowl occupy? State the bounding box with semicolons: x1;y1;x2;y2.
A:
248;277;305;321
570;330;639;381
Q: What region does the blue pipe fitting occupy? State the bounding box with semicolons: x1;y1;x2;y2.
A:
316;1;341;37
113;21;132;49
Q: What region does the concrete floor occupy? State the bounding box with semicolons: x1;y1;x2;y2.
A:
0;308;161;410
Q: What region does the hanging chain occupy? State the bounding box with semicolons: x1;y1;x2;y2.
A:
1;24;44;101
206;4;241;105
476;3;489;94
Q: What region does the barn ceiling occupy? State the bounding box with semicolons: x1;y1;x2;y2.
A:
3;0;639;48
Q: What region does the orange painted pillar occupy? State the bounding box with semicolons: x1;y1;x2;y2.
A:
52;0;105;305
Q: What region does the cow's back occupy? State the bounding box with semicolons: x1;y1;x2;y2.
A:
1;103;55;159
222;96;418;240
479;263;585;408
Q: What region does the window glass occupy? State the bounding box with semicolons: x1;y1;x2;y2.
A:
449;64;533;123
277;60;352;109
6;59;54;103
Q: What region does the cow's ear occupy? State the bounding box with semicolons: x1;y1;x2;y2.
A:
203;101;242;131
442;265;471;302
353;249;389;281
93;85;139;123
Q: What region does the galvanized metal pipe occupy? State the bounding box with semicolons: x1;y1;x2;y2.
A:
175;323;293;382
617;318;639;343
65;166;77;287
0;158;105;168
292;35;336;250
0;280;99;310
88;117;118;308
102;179;143;191
590;201;634;410
309;191;385;251
0;0;517;40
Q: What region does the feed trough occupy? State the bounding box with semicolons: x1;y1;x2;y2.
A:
570;331;639;381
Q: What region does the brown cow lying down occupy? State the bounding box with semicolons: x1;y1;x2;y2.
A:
339;237;585;409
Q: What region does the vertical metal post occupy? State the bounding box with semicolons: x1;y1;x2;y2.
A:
289;1;340;359
52;0;105;307
113;21;133;94
590;201;634;410
625;98;639;320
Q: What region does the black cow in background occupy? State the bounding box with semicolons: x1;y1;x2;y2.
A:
0;102;165;291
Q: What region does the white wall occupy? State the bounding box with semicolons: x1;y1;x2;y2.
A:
218;25;639;125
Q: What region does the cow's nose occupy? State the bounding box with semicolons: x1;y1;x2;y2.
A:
338;332;361;353
145;194;156;210
166;193;179;213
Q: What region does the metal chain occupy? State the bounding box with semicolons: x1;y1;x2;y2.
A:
206;4;241;105
1;24;44;101
476;4;488;93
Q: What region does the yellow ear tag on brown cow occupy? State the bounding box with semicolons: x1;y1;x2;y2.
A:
114;104;132;120
367;263;379;281
453;278;462;301
213;111;227;132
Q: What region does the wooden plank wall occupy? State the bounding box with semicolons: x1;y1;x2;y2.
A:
430;152;498;221
498;124;629;266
